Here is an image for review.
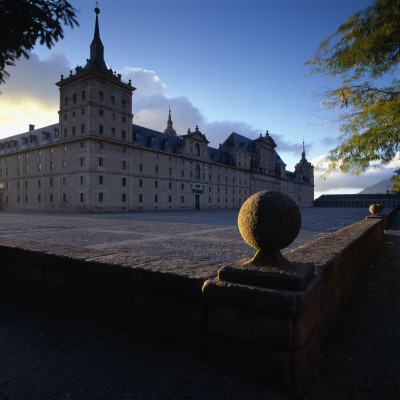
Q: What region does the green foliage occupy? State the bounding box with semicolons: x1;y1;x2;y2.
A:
0;0;79;84
306;0;400;174
392;168;400;194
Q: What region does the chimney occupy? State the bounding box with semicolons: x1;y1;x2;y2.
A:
29;124;35;131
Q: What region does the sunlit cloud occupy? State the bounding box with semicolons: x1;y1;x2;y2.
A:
312;154;400;197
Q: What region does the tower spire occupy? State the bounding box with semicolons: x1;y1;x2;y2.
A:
164;107;177;136
89;5;107;72
302;140;306;160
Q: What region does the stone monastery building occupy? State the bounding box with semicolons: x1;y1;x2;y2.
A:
0;8;314;212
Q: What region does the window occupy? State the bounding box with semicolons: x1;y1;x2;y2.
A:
169;195;172;203
99;193;103;202
111;128;115;137
122;130;126;139
195;143;200;156
122;178;126;186
64;129;67;137
62;177;66;186
122;116;126;122
111;112;115;120
50;161;54;170
139;163;143;172
155;194;158;203
80;157;85;167
99;175;103;185
111;95;115;105
38;150;42;156
64;114;67;120
81;108;85;115
155;180;158;188
38;179;41;188
195;164;200;179
99;142;104;149
50;178;53;187
80;176;84;185
181;183;184;190
122;99;126;109
139;179;143;187
63;160;66;168
73;94;77;103
99;125;104;134
98;157;104;166
64;97;68;106
80;193;84;202
181;170;184;177
25;181;28;189
99;108;104;116
181;196;184;203
122;147;126;153
80;142;84;148
82;90;85;101
49;194;53;202
63;193;66;202
169;182;172;190
72;126;76;135
99;91;103;101
155;165;158;174
169;168;172;175
81;124;85;134
50;148;54;154
38;163;42;171
122;160;127;169
139;194;143;202
122;193;126;202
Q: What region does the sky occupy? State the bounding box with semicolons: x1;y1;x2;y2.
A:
0;0;398;198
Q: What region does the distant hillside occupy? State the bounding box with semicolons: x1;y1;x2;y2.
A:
358;179;394;194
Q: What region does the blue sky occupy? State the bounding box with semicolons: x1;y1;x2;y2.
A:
0;0;398;197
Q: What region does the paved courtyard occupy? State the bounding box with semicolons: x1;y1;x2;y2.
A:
0;207;373;259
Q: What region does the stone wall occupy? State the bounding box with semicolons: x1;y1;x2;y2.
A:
0;215;389;397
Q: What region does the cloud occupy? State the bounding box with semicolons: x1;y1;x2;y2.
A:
312;154;400;197
0;51;70;138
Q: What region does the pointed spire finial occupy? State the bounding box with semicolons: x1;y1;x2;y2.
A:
302;139;306;160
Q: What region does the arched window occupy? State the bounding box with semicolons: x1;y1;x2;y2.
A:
195;143;200;156
195;164;200;179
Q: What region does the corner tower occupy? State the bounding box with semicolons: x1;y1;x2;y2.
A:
295;141;314;185
56;6;135;143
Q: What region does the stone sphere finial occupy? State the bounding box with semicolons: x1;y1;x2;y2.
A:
238;190;301;265
369;203;384;215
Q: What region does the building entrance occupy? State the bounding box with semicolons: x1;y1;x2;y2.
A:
195;195;200;210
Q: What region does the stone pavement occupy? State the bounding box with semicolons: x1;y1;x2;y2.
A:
0;209;398;399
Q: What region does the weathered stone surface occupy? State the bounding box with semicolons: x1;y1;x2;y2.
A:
218;259;314;290
238;190;301;253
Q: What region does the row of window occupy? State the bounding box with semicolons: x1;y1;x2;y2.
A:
64;91;126;109
63;108;127;123
7;193;243;205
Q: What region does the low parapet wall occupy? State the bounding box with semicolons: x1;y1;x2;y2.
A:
0;215;388;397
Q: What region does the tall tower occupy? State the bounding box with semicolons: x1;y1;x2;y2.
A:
295;141;314;185
56;6;135;143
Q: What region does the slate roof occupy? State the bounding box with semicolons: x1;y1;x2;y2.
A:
0;124;60;154
221;131;286;166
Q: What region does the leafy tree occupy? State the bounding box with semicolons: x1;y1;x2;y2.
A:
392;168;400;193
0;0;78;84
306;0;400;174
